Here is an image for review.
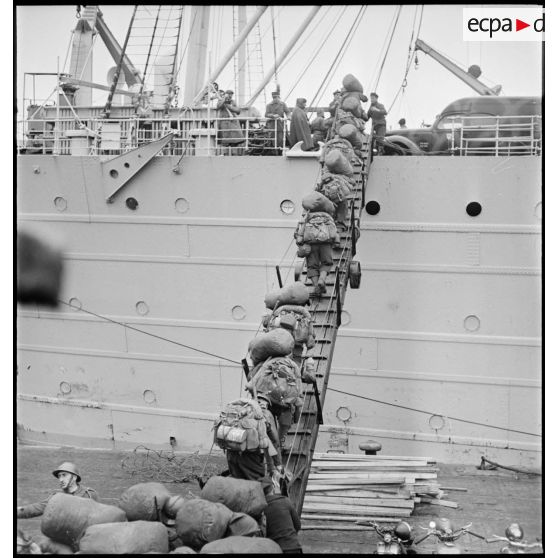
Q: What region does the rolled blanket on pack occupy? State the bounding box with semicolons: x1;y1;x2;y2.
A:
175;499;233;551
226;512;261;537
317;173;353;205
338;123;363;149
78;521;169;554
324;149;354;177
342;73;364;93
41;493;126;549
249;328;295;364
118;482;171;521
321;138;357;165
264;281;309;310
201;476;267;518
302;191;336;215
200;536;283;554
335;108;366;133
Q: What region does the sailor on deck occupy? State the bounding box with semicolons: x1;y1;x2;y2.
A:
367;92;388;152
17;462;98;519
265;91;291;154
289;98;317;152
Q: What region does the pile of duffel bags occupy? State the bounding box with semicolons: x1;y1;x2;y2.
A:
294;73;365;258
330;73;368;157
37;479;283;554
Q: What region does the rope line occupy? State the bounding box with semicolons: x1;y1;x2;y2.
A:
56;299;241;365
328;387;542;438
372;5;402;93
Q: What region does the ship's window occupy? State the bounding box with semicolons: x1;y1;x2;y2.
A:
124;162;130;169
126;197;139;210
466;202;482;217
109;169;119;178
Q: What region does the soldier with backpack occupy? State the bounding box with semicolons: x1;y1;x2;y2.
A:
295;209;340;297
316;171;354;232
245;356;304;450
215;397;282;481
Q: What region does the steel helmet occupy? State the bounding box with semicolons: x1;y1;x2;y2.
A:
394;521;412;541
505;523;524;542
52;462;81;483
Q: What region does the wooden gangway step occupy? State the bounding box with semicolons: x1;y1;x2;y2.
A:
284;142;372;515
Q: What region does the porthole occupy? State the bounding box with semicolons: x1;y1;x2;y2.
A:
109;169;119;179
280;199;295;215
464;315;480;332
365;201;381;215
60;382;72;395
69;297;82;310
231;305;247;320
136;301;149;316
466;202;482;217
143;389;156;404
175;198;190;213
54;196;67;211
126;197;139;210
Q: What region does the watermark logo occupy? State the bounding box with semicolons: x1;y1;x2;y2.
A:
463;8;544;41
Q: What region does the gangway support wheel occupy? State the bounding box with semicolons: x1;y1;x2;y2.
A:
349;260;361;289
294;259;305;282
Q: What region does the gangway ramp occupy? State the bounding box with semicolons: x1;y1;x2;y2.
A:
284;140;372;516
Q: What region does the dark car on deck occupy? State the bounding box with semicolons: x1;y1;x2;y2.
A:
384;96;541;155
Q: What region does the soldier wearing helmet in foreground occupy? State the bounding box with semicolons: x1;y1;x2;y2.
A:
17;462;98;519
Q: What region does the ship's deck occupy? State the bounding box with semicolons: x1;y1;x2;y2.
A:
16;444;542;554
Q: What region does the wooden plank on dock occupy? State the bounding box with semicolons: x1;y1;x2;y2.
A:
303;503;411;516
305;495;415;508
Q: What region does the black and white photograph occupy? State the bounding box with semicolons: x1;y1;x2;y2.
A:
15;4;543;554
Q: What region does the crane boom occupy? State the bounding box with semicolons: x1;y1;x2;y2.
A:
415;38;501;96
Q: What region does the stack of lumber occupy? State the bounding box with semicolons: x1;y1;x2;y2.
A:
301;453;458;531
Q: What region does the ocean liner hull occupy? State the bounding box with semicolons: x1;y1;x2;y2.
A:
16;153;541;468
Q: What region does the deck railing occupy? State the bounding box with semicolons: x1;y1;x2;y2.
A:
17;114;290;157
448;115;542;156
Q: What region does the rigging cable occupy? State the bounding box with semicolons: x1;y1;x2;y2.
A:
371;5;403;93
327;387;542;438
56;299;241;365
270;6;279;85
51;297;542;439
309;5;366;109
283;6;338;102
387;4;424;113
366;6;399;94
134;5;161;114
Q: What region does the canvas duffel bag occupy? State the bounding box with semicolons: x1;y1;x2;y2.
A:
200;536;283;554
264;281;309;310
175;499;233;550
41;493;126;549
201;476;267;518
118;482;171;521
78;521;169;554
302;191;336;215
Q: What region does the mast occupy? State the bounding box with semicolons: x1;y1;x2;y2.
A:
182;6;211;107
191;5;268;106
245;6;321;107
237;6;247;106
